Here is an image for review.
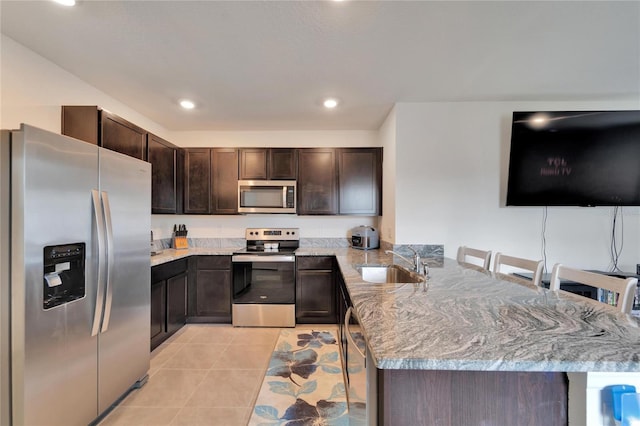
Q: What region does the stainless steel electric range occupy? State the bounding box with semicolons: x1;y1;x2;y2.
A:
231;228;299;327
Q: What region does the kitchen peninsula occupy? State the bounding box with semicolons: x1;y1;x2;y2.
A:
152;246;640;425
319;248;640;426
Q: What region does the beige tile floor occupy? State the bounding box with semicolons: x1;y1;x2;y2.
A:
99;324;337;426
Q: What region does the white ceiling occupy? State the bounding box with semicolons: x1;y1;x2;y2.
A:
1;1;639;131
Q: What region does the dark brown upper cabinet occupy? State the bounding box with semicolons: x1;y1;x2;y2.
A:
61;105;100;145
183;148;238;215
239;148;267;179
211;148;239;214
101;110;146;160
338;148;382;216
183;149;212;214
147;133;182;214
62;106;146;160
239;148;297;180
297;148;339;215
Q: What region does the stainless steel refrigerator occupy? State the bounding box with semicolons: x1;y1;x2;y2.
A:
0;124;151;425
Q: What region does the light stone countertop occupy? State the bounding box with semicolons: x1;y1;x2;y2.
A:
151;247;640;373
336;252;640;372
150;247;242;266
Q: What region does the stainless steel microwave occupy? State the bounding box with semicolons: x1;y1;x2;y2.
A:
237;180;296;214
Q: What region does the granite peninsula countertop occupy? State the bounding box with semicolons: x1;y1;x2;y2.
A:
150;247;242;267
339;254;640;373
151;247;640;373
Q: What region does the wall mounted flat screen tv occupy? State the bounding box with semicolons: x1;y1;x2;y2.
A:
506;110;640;206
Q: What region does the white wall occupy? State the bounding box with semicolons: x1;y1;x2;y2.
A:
392;101;640;271
1;35;379;240
168;130;377;148
0;35;170;138
150;214;376;241
378;106;397;244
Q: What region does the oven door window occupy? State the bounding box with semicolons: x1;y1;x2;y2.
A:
233;261;295;304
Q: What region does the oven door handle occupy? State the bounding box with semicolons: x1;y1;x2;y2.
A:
232;254;296;263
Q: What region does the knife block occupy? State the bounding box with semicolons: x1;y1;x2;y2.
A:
172;234;188;249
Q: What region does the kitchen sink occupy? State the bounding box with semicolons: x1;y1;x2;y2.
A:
357;265;425;284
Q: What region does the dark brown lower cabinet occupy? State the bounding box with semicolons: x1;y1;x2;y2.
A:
188;255;232;323
166;273;187;334
151;258;188;351
150;280;166;350
377;369;568;426
296;256;336;323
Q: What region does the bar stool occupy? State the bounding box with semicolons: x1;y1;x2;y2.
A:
493;252;544;287
456;246;492;271
550;264;638;314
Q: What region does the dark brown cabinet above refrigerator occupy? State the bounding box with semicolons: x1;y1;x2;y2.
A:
62;105;184;215
62;106;147;160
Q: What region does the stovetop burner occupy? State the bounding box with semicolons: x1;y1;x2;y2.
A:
234;227;300;255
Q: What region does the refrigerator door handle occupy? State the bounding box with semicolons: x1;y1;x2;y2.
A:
91;189;106;337
100;191;115;333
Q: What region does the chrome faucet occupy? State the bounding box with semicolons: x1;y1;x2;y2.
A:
385;246;422;273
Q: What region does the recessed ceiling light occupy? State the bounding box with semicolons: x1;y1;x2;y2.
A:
179;100;195;110
323;98;339;109
53;0;76;6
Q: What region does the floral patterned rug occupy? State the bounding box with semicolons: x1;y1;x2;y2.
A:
248;329;348;425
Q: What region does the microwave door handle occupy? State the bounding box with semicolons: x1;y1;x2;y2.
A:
282;185;287;208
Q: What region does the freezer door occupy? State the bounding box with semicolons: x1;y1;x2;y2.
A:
11;125;99;425
97;148;151;413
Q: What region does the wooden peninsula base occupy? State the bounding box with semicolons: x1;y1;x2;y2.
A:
377;369;568;426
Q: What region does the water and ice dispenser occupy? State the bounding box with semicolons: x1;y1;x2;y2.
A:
43;243;86;309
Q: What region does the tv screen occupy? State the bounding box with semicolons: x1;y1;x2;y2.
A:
506;110;640;206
